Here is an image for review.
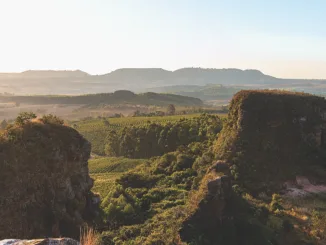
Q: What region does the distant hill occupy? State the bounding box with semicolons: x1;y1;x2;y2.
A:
20;70;89;78
0;90;203;106
101;68;278;87
146;84;244;101
0;68;326;96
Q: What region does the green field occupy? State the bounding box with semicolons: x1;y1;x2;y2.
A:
89;157;147;197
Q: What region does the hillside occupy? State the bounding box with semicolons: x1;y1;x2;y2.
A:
0;90;203;107
2;92;326;244
1;68;325;96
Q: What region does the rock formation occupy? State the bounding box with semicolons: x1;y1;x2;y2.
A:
0;238;79;245
179;173;232;243
178;90;326;245
0;120;96;239
215;90;326;193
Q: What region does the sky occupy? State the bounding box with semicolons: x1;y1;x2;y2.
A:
0;0;326;78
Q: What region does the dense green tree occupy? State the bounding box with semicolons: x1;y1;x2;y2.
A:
104;114;223;158
166;104;176;115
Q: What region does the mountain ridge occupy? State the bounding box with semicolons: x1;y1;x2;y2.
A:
1;68;326;95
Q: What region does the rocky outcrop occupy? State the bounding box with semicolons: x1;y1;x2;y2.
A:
215;90;326;193
0;121;96;239
0;238;79;245
179;174;232;243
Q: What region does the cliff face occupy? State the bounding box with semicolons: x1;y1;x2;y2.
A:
215;90;326;193
0;121;95;239
180;174;233;244
179;90;326;245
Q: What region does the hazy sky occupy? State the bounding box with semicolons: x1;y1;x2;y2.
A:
1;0;326;78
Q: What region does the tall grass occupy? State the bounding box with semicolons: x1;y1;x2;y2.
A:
80;227;99;245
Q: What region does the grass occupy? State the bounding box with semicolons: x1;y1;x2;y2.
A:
89;157;146;174
89;157;147;197
80;227;99;245
282;194;326;241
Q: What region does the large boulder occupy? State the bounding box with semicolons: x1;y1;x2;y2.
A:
0;121;95;239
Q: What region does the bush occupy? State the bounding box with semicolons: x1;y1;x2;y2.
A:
116;173;159;189
15;112;36;126
269;194;283;211
40;114;64;125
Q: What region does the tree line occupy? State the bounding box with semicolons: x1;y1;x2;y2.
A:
104;113;223;158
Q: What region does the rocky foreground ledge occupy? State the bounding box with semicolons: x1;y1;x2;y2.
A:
0;238;79;245
0;120;98;239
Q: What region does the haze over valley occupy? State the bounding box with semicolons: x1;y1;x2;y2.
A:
1;67;326;97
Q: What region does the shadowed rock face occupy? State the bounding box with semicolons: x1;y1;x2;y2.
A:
179;175;232;243
215;90;326;193
0;122;95;239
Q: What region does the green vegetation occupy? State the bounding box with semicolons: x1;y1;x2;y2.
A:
81;113;223;244
73;113;226;155
89;157;148;197
4;89;326;244
14;112;36;126
104;113;223;158
95;141;216;244
89;90;326;244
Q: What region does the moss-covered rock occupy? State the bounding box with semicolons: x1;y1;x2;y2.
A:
0;120;95;239
215;90;326;193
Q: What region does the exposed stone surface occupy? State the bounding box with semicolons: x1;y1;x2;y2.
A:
0;238;79;245
0;122;96;239
284;176;326;198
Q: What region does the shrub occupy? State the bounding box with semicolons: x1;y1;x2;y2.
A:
116;173;159;189
40;114;64;125
269;194;283;211
15;112;36;126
